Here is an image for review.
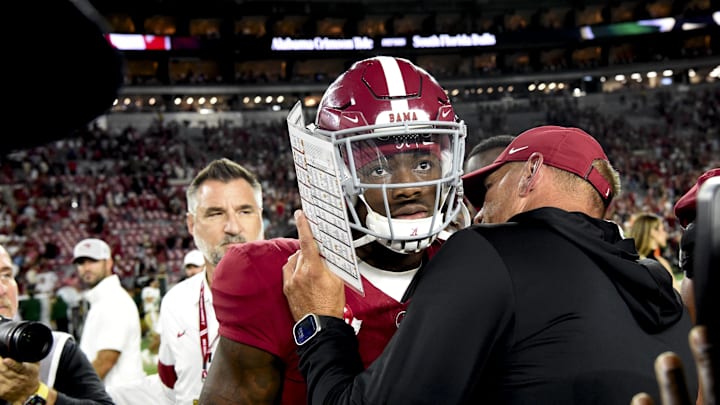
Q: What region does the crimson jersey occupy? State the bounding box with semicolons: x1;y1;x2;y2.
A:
212;238;442;405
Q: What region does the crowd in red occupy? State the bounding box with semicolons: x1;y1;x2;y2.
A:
1;85;717;295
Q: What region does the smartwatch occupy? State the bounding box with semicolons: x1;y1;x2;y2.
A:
293;313;327;346
24;382;49;405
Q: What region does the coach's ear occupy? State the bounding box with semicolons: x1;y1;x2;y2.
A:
5;0;124;155
518;153;544;197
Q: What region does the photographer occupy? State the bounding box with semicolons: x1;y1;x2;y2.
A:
0;244;113;405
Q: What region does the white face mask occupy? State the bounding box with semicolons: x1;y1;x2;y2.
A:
352;186;460;254
339;129;465;255
361;209;440;253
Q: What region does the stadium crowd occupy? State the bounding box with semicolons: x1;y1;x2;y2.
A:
0;84;717;301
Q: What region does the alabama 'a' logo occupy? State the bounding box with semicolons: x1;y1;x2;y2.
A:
343;305;362;335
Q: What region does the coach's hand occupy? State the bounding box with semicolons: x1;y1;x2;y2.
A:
283;210;345;322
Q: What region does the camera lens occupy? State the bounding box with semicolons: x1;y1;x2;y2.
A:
0;319;53;363
13;323;53;362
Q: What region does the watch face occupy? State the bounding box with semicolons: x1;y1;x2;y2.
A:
25;395;47;405
293;314;319;346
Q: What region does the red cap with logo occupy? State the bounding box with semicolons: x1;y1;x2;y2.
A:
462;125;612;209
674;168;720;227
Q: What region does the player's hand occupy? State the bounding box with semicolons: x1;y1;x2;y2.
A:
630;325;714;405
0;357;41;403
283;210;345;322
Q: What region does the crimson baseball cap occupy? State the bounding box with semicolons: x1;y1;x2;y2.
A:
673;167;720;227
462;125;613;208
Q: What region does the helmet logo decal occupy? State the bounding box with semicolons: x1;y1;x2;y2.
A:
343;305;363;335
388;111;418;123
409;227;419;236
376;109;430;124
344;115;360;124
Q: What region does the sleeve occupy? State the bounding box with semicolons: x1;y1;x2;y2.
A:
299;229;516;404
212;239;299;359
52;339;115;405
156;293;178;391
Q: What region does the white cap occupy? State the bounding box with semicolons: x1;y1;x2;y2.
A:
183;249;205;268
72;238;111;263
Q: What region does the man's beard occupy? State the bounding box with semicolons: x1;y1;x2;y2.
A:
81;275;102;289
194;235;247;266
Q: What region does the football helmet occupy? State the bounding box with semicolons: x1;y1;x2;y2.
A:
309;56;467;253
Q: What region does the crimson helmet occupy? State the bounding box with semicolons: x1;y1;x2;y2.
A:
289;56;467;254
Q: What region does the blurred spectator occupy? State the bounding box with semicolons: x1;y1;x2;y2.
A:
182;249;204;279
73;237;145;386
141;277;161;334
18;286;41;321
51;290;70;332
56;281;83;339
628;212;679;291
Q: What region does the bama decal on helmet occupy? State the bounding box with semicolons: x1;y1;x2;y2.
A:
375;109;431;124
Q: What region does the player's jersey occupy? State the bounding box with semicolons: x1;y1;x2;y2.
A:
212;238;441;405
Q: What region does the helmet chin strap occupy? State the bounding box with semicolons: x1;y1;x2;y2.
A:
437;202;471;241
353;233;376;249
352;195;442;254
